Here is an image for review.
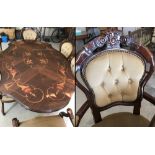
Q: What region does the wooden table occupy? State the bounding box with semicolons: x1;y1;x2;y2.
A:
0;41;75;113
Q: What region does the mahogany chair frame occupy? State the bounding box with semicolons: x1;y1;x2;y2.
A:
75;31;155;127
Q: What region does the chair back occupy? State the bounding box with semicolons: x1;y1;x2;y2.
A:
76;31;154;122
60;41;73;58
22;28;37;40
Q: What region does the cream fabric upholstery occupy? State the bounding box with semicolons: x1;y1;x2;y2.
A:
0;28;15;39
71;57;75;75
19;115;66;127
84;50;145;107
61;42;73;58
23;29;37;40
2;95;15;102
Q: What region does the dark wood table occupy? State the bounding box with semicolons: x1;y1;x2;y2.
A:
0;41;75;113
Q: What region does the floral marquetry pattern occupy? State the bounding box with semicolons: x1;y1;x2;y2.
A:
0;41;75;113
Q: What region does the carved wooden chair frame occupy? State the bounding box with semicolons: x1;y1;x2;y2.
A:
75;31;155;126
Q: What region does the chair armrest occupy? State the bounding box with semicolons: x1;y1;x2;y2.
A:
76;79;91;99
143;91;155;105
76;100;90;126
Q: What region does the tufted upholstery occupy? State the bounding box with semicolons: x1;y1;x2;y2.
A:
84;49;145;107
71;57;75;75
61;42;73;58
23;29;37;40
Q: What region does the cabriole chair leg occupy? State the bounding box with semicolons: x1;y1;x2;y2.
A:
12;118;20;127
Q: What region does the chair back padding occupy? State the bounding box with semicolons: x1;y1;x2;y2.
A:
83;49;145;107
61;42;73;58
23;29;37;40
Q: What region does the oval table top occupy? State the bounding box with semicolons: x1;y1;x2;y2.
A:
0;41;75;113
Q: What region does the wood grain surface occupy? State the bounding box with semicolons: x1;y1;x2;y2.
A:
0;41;75;113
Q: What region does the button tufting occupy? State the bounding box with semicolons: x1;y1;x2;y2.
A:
101;82;104;87
121;92;126;96
128;78;133;84
121;65;125;71
115;79;119;85
108;93;112;98
107;66;111;72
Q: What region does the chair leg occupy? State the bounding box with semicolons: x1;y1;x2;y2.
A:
133;103;141;115
1;102;5;115
12;118;20;127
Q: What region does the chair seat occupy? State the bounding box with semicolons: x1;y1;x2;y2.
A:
92;112;150;127
19;115;66;127
2;95;15;103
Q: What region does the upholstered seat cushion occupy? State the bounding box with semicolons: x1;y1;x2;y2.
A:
2;95;15;103
92;112;150;127
19;115;66;127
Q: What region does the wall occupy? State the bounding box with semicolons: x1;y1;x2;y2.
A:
118;27;140;35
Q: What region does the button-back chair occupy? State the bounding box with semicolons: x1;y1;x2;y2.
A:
76;31;155;127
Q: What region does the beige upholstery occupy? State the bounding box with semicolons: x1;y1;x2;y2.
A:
71;57;75;75
85;50;145;107
23;29;37;40
2;95;15;103
19;115;66;127
93;112;150;127
0;28;15;39
61;42;73;58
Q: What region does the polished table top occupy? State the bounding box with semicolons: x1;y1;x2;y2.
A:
0;41;75;113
